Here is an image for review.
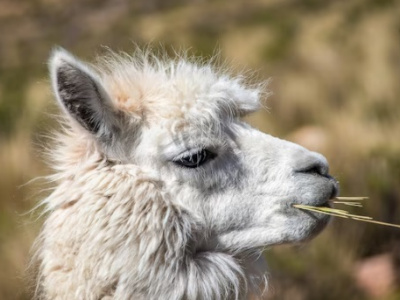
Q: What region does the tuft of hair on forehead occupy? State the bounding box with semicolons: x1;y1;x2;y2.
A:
91;47;269;122
48;46;270;166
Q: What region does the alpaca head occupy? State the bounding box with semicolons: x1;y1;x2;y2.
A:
50;48;338;255
39;48;339;298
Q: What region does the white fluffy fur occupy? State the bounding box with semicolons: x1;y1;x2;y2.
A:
32;47;338;299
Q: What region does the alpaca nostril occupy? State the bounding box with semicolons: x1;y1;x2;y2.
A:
295;154;330;178
292;149;330;178
299;164;326;177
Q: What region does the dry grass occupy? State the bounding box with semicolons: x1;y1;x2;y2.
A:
294;197;400;229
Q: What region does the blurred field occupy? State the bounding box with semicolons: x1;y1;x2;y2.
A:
1;0;400;299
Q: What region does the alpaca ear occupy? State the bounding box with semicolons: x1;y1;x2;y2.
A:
49;48;119;138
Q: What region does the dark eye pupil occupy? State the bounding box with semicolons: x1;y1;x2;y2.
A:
174;149;215;168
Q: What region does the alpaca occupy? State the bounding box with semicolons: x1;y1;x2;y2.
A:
32;47;338;300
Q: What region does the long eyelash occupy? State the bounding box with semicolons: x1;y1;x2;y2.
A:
173;149;216;168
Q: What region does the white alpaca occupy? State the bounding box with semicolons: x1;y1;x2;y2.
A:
33;47;338;299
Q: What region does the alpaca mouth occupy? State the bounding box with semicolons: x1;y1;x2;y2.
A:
290;199;331;211
311;180;339;208
315;200;331;208
291;177;339;210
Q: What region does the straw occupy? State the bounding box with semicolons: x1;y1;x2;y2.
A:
335;197;368;201
293;197;400;229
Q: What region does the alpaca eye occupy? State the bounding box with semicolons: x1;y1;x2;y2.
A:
173;149;216;168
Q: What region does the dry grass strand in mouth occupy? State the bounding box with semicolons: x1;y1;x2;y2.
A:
293;197;400;229
335;197;369;201
332;197;366;208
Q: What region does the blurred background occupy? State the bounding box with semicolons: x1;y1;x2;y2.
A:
1;0;400;299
